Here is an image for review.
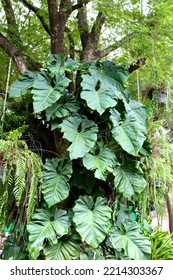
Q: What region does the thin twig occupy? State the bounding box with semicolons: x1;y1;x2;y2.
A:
1;57;12;139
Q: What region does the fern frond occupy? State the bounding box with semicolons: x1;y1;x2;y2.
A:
0;137;43;229
27;173;38;223
14;155;26;206
26;152;42;222
0;189;8;228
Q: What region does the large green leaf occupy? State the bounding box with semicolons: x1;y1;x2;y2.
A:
27;207;70;259
59;116;98;160
110;109;147;156
32;71;70;113
83;142;118;180
9;71;37;97
81;69;120;115
100;61;128;89
113;166;146;198
45;54;80;74
45;54;65;74
42;158;72;207
44;233;81;260
73;196;112;248
124;100;147;126
108;220;151;260
46;93;79;121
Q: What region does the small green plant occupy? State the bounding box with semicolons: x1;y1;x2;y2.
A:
149;227;173;260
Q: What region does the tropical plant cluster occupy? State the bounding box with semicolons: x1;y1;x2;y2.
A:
0;54;154;260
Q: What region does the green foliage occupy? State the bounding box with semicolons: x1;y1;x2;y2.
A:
42;158;72;207
9;71;37;97
73;196;112;248
59;116;98;160
46;93;79;120
80;247;105;260
108;219;151;260
110;108;147;156
33;72;71;113
7;54;152;260
83;142;117;181
27;207;70;259
0;129;42;229
143;118;173;219
81;67;119;115
145;226;173;260
113;166;146;199
2;234;28;260
43;233;81;260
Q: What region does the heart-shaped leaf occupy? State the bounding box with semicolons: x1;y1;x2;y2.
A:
81;69;119;115
44;233;81;260
46;93;79;120
73;196;112;248
27;207;70;259
100;61;128;90
124;100;147;126
113;166;146;199
83;142;118;180
32;71;70;113
42;158;72;207
110;109;147;156
10;71;37;97
108;219;151;260
59;116;98;160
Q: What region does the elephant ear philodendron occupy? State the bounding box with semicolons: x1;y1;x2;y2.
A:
27;207;70;259
43;233;81;260
32;72;71;113
59;116;98;160
110;109;147;156
42;158;72;207
9;54;151;260
108;219;151;260
83;142;118;181
73;196;112;248
81;69;120;115
113;166;147;199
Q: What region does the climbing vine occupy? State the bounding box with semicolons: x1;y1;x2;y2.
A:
1;54;152;260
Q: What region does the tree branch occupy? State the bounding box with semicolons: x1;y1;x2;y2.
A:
47;0;62;53
60;0;72;11
128;58;146;73
89;11;106;47
72;0;91;11
80;11;106;61
19;0;51;35
2;0;22;46
77;6;89;48
99;33;136;59
65;27;75;59
0;32;27;74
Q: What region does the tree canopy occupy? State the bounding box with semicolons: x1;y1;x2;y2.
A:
0;0;173;77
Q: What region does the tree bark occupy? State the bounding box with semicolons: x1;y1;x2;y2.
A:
0;32;27;74
166;186;173;234
47;0;72;54
78;10;106;62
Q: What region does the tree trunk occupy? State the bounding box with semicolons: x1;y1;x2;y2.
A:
166;188;173;233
